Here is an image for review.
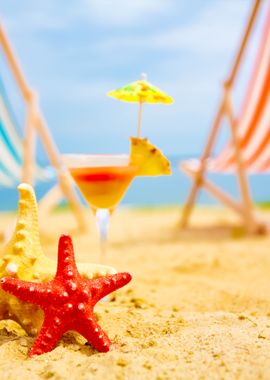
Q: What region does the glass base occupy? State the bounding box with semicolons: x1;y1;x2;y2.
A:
95;209;110;264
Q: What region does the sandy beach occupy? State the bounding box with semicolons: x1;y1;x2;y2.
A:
0;206;270;379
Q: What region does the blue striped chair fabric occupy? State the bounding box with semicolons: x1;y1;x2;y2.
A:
0;76;53;187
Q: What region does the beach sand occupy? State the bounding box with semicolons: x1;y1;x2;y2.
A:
0;207;270;379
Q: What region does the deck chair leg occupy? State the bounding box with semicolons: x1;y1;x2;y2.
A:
183;168;266;233
225;88;258;233
180;97;226;228
21;98;36;184
182;165;244;217
38;183;63;217
181;177;201;228
58;171;89;231
35;115;88;232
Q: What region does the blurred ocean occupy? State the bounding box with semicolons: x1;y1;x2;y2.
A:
0;154;270;211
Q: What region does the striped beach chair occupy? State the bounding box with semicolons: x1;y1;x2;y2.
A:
180;0;269;233
0;22;87;230
0;77;51;187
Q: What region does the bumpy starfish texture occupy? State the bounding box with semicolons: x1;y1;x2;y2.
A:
0;184;116;335
1;235;132;357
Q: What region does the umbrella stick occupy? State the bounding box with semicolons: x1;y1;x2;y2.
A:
137;100;143;138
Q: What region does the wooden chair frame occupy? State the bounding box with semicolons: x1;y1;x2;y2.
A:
0;22;88;231
180;0;264;233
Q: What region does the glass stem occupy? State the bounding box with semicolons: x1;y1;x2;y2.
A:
95;209;110;264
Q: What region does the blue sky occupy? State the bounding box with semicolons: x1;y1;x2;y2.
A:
0;0;266;158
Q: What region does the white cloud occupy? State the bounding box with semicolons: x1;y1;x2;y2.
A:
41;79;120;103
3;0;173;35
83;0;172;26
2;2;69;32
153;0;252;53
99;0;252;55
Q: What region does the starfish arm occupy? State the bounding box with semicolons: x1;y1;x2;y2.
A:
29;315;67;357
0;277;52;307
55;235;79;279
90;272;132;304
76;317;111;353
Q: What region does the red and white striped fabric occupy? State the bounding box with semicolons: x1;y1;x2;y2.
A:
187;3;270;175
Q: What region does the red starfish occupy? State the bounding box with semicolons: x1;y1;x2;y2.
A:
0;234;132;357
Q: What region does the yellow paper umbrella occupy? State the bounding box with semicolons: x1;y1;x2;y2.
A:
107;74;174;137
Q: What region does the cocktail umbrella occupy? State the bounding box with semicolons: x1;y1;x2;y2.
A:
107;74;174;137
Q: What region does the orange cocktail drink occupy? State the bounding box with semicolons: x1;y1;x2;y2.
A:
69;164;136;212
62;154;137;263
65;155;137;211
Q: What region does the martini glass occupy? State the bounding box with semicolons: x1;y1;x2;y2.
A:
62;154;137;263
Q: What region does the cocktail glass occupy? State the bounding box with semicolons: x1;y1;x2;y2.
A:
62;154;137;263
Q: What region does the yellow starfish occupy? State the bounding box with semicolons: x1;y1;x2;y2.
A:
0;183;116;335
